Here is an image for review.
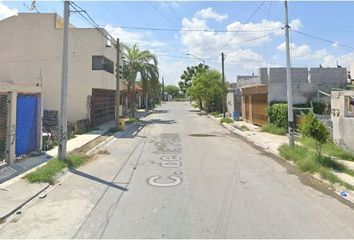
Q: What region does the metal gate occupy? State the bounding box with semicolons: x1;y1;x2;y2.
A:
16;94;39;156
251;94;268;126
0;93;9;163
91;89;115;127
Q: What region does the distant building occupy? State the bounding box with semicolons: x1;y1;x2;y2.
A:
231;67;348;126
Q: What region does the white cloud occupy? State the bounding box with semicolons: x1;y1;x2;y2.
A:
331;42;339;48
226;49;265;70
277;42;328;61
0;1;17;21
104;25;166;49
180;15;303;73
323;52;354;68
159;60;186;85
196;7;228;22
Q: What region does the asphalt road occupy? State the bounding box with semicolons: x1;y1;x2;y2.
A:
1;102;354;238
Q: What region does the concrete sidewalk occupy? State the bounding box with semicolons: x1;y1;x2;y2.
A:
0;109;151;220
207;114;354;203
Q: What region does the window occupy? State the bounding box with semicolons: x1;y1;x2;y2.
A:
344;96;354;117
92;56;114;74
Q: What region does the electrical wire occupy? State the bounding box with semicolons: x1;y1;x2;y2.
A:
70;2;116;46
97;24;282;33
217;1;266;55
292;29;354;50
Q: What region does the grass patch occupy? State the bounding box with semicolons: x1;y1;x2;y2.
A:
220;117;233;124
240;125;250;131
298;137;354;161
126;117;139;124
261;123;286;135
26;159;66;184
278;144;354;190
107;127;123;135
210;111;221;117
25;154;88;184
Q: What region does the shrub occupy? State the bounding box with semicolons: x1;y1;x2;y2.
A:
261;123;286;135
299;113;330;156
266;103;288;129
220;117;233;124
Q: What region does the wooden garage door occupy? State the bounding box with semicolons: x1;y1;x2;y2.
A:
91;89;115;127
251;94;268;126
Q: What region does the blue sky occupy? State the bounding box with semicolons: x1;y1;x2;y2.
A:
1;1;354;85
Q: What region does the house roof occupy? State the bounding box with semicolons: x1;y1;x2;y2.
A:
120;82;143;92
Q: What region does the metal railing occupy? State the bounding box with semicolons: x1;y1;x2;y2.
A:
0;93;9;164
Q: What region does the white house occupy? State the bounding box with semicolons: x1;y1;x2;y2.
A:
0;13;121;128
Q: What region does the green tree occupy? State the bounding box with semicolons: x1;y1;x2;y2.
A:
188;69;226;112
165;85;180;99
180;63;209;94
299;113;330;156
123;44;158;117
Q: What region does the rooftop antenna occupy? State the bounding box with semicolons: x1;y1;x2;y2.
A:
24;1;39;13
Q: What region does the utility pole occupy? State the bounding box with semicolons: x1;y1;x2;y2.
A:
115;38;121;128
221;52;226;118
58;1;70;160
284;0;294;147
162;77;165;101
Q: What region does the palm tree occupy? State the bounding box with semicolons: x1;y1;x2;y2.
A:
141;63;159;112
123;44;158;117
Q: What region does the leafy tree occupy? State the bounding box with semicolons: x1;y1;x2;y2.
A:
188;69;226;112
123;44;158;117
299;113;330;156
180;63;209;94
165;85;180;99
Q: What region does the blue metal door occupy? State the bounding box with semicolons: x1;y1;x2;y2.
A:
16;94;38;156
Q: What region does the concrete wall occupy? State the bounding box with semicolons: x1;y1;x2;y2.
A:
266;67;347;104
331;90;354;153
0;13;118;123
236;75;260;88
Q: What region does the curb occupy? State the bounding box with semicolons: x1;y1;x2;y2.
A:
0;111;152;221
85;122;141;157
0;183;50;220
206;114;354;205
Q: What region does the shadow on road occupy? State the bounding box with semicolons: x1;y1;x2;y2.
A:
141;119;177;125
189;109;200;113
69;168;128;192
153;109;169;114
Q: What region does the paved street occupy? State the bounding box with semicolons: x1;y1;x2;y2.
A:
1;102;354;238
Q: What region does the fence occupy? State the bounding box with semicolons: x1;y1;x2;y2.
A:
0;93;9;163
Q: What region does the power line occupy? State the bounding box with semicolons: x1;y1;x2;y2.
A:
69;2;116;46
97;24;281;33
292;29;354;50
149;1;179;27
218;1;265;54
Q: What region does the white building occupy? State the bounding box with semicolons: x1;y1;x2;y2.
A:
331;90;354;153
0;13;120;127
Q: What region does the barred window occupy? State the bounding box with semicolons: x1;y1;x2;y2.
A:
344;96;354;118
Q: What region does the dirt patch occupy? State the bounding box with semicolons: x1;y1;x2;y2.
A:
71;135;109;155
